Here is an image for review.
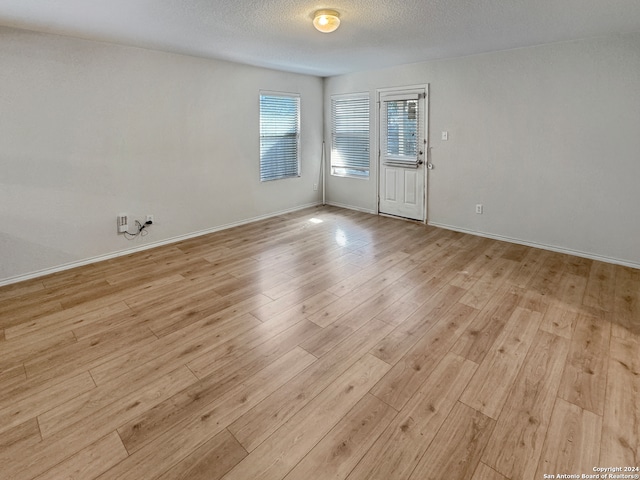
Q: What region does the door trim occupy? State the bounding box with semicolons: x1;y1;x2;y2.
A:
376;84;429;223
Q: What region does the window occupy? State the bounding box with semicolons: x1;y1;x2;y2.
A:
259;92;300;182
331;93;370;178
385;99;419;159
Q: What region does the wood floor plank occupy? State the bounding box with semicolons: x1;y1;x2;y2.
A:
250;286;338;322
262;259;361;301
613;265;640;334
0;371;95;435
583;261;616;312
0;331;77;374
228;319;394;453
327;251;410;297
528;252;567;297
185;308;310;379
89;312;262;386
147;292;271;338
393;235;490;294
450;288;521;364
554;272;589;312
563;255;593;278
558;313;611;415
373;235;460;297
505;247;548;289
408;402;495;480
210;272;293;299
517;287;549;314
120;274;220;314
38;357;202;438
0;418;41;451
0;299;64;330
0;363;25;389
0;369;78;409
118;320;320;454
450;241;511;290
56;279;145;311
69;321;268;432
370;284;466;365
32;431;128;480
0;279;44;302
4;301;131;340
372;254;458;321
534;398;601;479
306;254;417;329
481;330;570;480
221;354;391;480
347;352;477;480
602;310;629;340
95;348;316;480
23;324;156;380
104;257;201;289
370;302;478;410
500;244;530;263
540;304;579;339
601;336;640;466
0;366;197;480
373;289;425;327
39;366;197;440
72;309;142;340
460;307;542;419
471;463;509;480
155;429;247;480
300;281;410;358
459;258;518;310
283;394;396;480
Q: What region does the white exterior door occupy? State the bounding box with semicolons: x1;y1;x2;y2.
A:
378;88;427;221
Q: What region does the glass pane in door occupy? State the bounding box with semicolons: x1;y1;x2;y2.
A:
386;99;418;158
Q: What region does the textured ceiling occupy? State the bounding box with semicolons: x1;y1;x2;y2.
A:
1;0;639;76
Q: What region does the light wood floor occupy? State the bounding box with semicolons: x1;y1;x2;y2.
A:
0;206;638;480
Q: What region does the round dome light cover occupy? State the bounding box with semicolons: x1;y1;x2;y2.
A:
313;10;340;33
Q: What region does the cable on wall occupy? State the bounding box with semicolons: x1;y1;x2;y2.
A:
123;219;152;240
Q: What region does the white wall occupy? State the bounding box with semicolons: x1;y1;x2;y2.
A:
0;27;324;284
325;33;640;267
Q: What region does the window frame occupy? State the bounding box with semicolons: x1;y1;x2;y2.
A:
259;91;301;182
330;92;371;179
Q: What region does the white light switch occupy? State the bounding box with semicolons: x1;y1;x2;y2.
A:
441;131;448;141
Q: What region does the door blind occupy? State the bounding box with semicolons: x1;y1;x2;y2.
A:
260;93;300;182
382;94;422;167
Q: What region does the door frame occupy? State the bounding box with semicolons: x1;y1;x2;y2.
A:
376;84;430;223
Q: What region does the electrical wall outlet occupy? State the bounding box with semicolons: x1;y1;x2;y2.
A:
475;204;483;214
146;215;154;223
313;184;318;191
117;214;128;233
441;131;449;141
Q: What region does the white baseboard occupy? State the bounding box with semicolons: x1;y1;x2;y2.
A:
428;221;640;270
325;201;377;215
0;202;321;287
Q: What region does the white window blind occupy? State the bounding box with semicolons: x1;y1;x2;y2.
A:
331;94;370;178
260;93;300;182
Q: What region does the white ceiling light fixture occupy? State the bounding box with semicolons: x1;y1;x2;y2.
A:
313;9;340;33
